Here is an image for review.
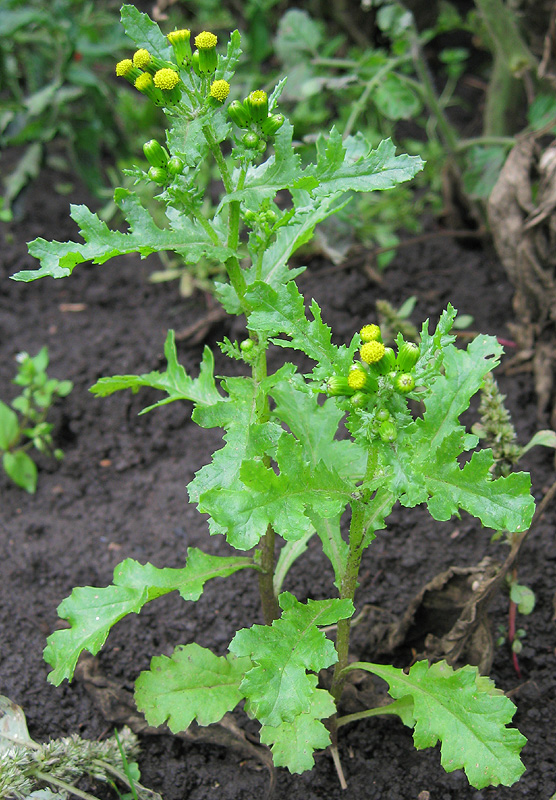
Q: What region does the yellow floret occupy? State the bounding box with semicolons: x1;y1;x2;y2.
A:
133;48;152;69
153;68;180;90
195;31;218;49
135;73;153;91
115;59;133;76
167;29;191;44
210;79;230;102
360;341;385;364
348;370;367;390
360;324;381;343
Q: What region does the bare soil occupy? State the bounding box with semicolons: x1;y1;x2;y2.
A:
1;173;555;799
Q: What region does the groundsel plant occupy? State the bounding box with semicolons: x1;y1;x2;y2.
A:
12;6;535;789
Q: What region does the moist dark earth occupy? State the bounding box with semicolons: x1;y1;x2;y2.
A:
1;173;556;800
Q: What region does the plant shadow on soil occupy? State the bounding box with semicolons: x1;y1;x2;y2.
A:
1;173;556;800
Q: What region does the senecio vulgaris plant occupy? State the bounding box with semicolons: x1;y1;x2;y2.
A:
12;6;536;790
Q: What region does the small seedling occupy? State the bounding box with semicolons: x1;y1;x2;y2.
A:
12;7;535;790
0;348;72;493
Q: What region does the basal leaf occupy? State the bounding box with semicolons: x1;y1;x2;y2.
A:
230;592;352;727
0;400;20;450
348;660;526;789
135;643;251;732
14;191;231;282
44;549;254;685
259;688;335;773
3;450;37;494
90;331;222;413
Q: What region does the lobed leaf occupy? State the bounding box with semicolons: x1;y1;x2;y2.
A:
347;660;526;789
44;549;254;685
90;330;222;413
120;4;171;59
230;592;353;727
259;688;336;773
14;191;232;282
135;643;251;732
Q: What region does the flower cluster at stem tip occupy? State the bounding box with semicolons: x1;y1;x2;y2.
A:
325;324;421;423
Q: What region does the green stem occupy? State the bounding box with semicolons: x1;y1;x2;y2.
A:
194;209;221;245
31;770;101;800
455;136;515;152
336;697;411;729
473;0;537;76
343;55;412;139
202;124;233;193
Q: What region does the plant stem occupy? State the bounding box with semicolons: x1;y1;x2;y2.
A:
257;524;280;623
343;55;411;140
31;770;101;800
336;697;411;728
202;124;233;193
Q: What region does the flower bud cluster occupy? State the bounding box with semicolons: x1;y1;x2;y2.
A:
143;139;184;186
115;28;231;110
324;324;421;417
228;89;285;155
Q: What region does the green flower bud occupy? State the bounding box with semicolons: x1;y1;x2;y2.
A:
376;408;391;422
350;391;369;408
379;420;397;443
191;50;201;76
143;139;169;169
194;31;218;74
371;346;396;376
394;373;416;394
148;166;168;185
243;209;257;224
228;100;251;128
242;131;260;149
360;324;381;343
245;90;268;123
167;29;192;67
397;341;419;372
167;156;184;175
261;113;285;136
326;376;354;397
240;338;254;352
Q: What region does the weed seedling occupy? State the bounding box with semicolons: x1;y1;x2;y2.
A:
12;6;536;790
0;347;72;493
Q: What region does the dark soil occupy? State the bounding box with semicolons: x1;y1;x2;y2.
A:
1;173;556;800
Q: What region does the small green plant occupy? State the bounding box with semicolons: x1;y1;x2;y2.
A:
0;347;72;493
12;7;536;789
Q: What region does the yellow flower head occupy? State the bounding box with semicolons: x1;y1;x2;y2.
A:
115;59;133;77
167;28;191;44
195;31;217;50
210;79;230;102
360;324;381;343
135;72;154;92
348;369;367;391
133;48;152;69
153;68;180;90
360;341;386;365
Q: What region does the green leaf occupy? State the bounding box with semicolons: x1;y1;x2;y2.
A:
463;145;507;200
188;371;287;545
0;401;20;450
120;4;171;59
295;132;424;197
201;433;355;548
3;450;37;493
347;660;526;789
510;583;535;615
215;29;243;83
259;688;335;773
521;429;556;455
374;74;421;120
275;9;323;65
230;592;352;727
388;334;536;532
90;331;222;413
135;643;251;732
246;280;358;380
44;549;254;685
14;190;232;282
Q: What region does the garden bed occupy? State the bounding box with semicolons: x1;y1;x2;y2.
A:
1;173;555;799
